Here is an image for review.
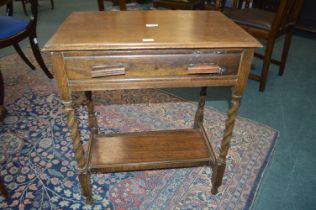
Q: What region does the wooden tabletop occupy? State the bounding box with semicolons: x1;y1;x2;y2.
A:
43;10;261;52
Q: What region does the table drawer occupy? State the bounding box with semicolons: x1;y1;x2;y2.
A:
63;49;242;80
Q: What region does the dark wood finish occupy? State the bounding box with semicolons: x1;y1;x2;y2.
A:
0;71;6;122
0;178;9;199
153;0;205;10
0;0;53;79
97;0;136;11
97;0;105;10
296;0;316;33
219;0;305;91
21;0;54;16
0;0;53;121
193;87;207;128
62;49;242;85
0;1;8;122
43;10;260;203
0;0;8;6
0;72;7;190
0;3;10;190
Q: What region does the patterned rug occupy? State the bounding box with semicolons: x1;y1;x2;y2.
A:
0;51;278;209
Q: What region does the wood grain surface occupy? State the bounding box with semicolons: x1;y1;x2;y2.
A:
43;10;261;51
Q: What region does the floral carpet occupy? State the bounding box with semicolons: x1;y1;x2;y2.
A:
0;51;278;209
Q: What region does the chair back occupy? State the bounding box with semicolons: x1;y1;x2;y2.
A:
226;0;305;34
29;0;39;28
271;0;304;33
2;0;12;16
4;0;38;22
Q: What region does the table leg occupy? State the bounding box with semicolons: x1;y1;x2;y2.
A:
0;70;7;122
193;87;207;128
85;91;98;134
211;92;241;194
63;100;93;204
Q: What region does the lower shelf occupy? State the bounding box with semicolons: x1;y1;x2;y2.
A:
88;129;212;173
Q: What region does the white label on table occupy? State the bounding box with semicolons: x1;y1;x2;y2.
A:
145;23;159;28
142;38;155;42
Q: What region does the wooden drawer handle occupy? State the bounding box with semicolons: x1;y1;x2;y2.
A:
91;64;126;78
187;63;224;74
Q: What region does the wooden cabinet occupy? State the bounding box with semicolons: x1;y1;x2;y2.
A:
43;10;261;204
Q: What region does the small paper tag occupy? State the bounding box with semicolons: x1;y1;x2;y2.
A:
146;23;159;28
142;38;155;42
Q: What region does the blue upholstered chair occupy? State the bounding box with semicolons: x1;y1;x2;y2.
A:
0;0;53;79
0;0;53;121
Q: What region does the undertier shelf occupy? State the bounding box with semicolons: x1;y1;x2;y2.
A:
88;129;213;173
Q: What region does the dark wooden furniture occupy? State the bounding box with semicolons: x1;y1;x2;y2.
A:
0;1;9;191
153;0;205;10
0;0;53;78
0;71;6;122
0;0;9;122
0;0;8;5
20;0;54;15
219;0;304;91
0;176;8;199
43;10;260;203
0;0;8;122
296;0;316;33
97;0;135;11
0;26;8;200
0;0;53;120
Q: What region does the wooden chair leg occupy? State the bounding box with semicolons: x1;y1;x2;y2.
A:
259;39;275;92
196;0;205;9
50;0;54;9
119;0;127;11
97;0;105;11
84;91;98;133
0;71;7;122
278;31;293;76
0;178;9;198
0;71;4;106
29;35;54;79
13;43;36;70
21;0;28;16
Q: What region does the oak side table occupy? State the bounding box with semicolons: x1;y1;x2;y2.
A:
43;10;261;204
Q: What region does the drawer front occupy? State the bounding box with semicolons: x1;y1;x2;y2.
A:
63;49;242;80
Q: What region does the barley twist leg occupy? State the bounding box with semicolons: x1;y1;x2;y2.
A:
211;93;241;194
64;101;93;204
193;87;207;128
85;91;98;134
